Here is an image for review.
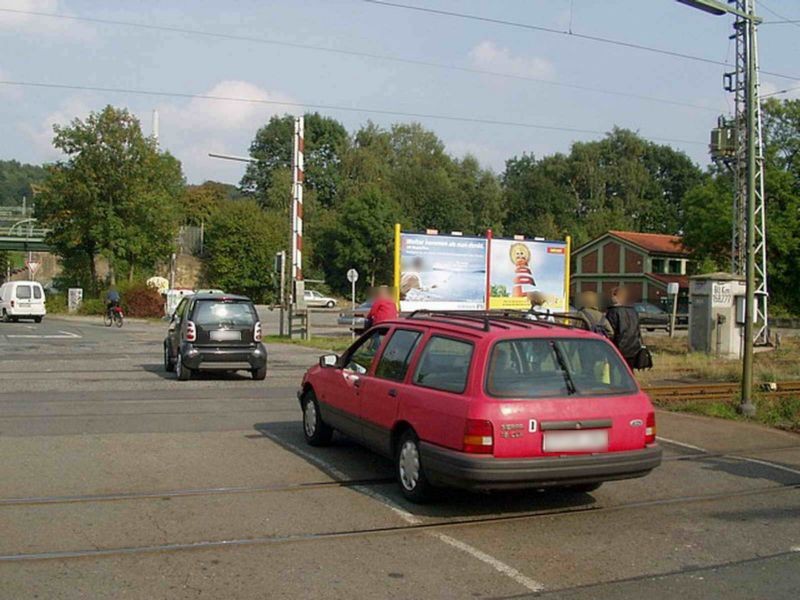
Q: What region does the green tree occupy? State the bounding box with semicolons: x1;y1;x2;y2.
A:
317;188;400;294
241;112;348;209
203;200;284;302
35;106;184;289
0;160;47;206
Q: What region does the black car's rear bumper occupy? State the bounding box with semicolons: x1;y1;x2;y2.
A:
420;443;662;490
181;343;267;371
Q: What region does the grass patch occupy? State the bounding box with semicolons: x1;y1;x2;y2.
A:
263;335;353;353
660;395;800;434
639;334;800;386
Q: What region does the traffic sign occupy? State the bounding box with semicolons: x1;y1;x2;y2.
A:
26;260;40;276
347;268;359;283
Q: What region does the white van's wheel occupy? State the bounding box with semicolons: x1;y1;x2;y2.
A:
1;310;9;323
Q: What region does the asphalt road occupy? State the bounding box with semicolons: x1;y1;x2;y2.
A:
0;316;798;599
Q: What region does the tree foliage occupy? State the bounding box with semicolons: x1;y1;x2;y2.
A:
0;160;47;206
202;199;284;302
35;106;184;289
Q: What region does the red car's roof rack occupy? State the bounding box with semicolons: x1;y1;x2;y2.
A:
406;310;591;333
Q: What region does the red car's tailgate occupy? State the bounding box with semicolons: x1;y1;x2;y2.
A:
475;392;654;459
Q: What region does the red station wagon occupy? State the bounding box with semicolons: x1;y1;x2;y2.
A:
298;311;662;502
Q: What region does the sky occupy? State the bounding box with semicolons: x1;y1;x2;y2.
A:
1;0;799;186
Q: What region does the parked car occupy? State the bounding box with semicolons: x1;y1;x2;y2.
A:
0;280;46;323
163;293;267;381
304;290;337;309
337;300;373;334
298;310;662;502
634;302;671;332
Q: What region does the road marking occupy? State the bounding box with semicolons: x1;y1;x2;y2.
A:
5;330;81;339
657;436;707;453
260;430;544;593
728;455;800;478
659;436;800;477
434;533;545;592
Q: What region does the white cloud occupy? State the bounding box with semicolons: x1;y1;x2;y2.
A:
23;94;94;159
0;0;93;39
468;40;555;80
157;80;300;183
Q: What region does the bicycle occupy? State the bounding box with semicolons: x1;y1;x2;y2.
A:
104;305;124;328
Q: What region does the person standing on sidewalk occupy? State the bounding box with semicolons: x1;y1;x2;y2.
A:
366;285;398;327
605;286;643;369
577;290;614;338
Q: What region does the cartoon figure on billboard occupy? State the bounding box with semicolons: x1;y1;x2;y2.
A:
509;242;536;297
489;238;569;311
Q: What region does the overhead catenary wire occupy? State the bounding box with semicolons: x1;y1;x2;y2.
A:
0;79;706;146
0;6;720;113
362;0;800;82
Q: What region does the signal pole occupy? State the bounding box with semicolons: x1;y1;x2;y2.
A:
678;0;763;415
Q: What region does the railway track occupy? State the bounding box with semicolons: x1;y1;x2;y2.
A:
644;380;800;403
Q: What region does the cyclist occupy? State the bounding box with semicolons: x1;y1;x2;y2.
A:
105;286;121;318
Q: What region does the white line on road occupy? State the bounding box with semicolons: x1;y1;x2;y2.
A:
260;431;545;593
657;436;707;453
5;330;81;339
435;533;545;592
659;436;800;478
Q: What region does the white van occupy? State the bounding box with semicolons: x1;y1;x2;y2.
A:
0;280;46;323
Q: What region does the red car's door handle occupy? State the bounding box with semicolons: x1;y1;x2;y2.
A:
388;388;397;397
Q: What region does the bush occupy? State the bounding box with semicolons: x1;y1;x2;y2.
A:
45;293;68;314
78;298;106;316
121;282;164;318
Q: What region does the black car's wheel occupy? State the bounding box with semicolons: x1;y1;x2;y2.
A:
301;389;333;446
176;352;192;381
163;342;175;372
251;365;267;380
396;430;434;503
326;300;335;308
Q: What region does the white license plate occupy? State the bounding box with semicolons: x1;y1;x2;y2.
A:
210;329;241;341
543;430;608;453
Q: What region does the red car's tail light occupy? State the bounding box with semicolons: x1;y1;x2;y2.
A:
645;411;656;445
185;321;197;342
254;321;262;342
463;419;493;454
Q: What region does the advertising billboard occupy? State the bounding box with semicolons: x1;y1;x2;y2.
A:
398;233;488;311
488;238;569;311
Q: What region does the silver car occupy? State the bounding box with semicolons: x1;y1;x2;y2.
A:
303;290;337;308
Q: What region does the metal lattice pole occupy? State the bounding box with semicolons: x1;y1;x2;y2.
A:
726;0;768;345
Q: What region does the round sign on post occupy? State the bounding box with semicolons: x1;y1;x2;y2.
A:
347;268;359;340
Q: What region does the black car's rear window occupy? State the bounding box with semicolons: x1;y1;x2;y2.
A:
486;338;637;398
192;300;256;327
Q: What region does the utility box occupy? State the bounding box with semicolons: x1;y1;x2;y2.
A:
689;273;746;358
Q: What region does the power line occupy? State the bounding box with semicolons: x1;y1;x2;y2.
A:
362;0;800;82
0;79;706;146
0;7;719;113
759;1;800;29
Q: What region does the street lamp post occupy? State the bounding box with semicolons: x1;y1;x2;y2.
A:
677;0;761;416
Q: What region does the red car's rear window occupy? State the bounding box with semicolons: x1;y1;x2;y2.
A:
486;338;637;398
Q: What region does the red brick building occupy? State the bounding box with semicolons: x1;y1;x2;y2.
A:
571;230;690;306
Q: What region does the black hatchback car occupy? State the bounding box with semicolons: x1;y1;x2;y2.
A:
163;293;267;380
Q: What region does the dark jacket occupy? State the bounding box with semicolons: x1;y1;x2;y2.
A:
605;304;641;362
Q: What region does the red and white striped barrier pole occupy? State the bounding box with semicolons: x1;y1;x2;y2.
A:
290;116;304;304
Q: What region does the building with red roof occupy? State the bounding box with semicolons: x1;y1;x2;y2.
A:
571;230;691;306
